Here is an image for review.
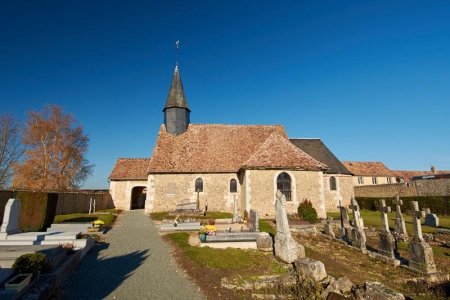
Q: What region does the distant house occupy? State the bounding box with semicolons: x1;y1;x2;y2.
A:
393;166;450;183
290;139;353;211
342;161;396;186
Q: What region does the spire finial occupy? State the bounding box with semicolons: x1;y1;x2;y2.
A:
175;40;180;67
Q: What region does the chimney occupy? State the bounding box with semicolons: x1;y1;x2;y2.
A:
431;165;436;174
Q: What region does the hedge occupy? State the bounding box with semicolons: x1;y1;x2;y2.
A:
355;196;450;215
18;191;58;232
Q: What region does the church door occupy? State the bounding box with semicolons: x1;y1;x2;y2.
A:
131;186;147;210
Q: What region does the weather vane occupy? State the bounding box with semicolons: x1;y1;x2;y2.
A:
176;40;180;66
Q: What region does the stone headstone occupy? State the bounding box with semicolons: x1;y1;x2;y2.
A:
349;197;367;252
424;210;439;228
393;196;408;239
424;208;431;215
337;202;351;242
408;201;436;274
324;219;335;239
0;198;21;240
378;199;396;259
256;232;273;252
232;194;239;223
274;190;305;263
249;209;259;232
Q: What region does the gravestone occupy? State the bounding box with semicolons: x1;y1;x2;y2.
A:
408;201;436;274
378;199;396;259
424;208;439;227
0;199;21;240
349;197;367;252
232;195;239;223
393;196;408;239
324;218;335;239
337;199;351;241
274;190;305;263
249;209;259;232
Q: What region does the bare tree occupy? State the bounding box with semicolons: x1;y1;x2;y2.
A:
0;115;23;188
13;105;93;191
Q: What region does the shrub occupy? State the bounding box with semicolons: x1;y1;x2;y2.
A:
297;199;319;224
12;253;52;274
18;191;58;232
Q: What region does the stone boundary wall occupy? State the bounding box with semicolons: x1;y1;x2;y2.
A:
354;178;450;197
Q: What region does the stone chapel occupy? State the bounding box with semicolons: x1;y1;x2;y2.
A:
109;65;353;218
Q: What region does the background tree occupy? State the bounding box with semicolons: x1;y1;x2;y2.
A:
0;114;23;188
13;105;93;191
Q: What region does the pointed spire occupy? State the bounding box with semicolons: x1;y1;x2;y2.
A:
163;65;190;111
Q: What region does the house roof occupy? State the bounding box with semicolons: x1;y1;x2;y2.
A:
393;170;450;183
342;161;394;177
164;66;190;111
290;138;352;175
147;124;326;173
242;133;328;171
109;158;152;180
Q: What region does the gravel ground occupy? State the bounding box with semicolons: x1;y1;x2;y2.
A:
60;210;206;300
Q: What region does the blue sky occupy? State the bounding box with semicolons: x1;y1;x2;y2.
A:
1;1;449;189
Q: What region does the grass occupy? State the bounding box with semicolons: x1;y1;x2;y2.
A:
166;232;285;274
327;209;450;234
54;209;117;226
259;219;276;236
150;211;233;221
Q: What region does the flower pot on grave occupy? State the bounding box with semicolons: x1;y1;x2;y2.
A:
199;233;206;242
4;273;32;293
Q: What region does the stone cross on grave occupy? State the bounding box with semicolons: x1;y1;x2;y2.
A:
393;196;408;238
411;201;424;242
349;197;363;229
378;199;390;232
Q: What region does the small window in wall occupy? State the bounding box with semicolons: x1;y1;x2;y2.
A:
358;177;364;184
372;177;378;184
277;172;292;201
230;179;237;193
167;182;176;195
387;177;392;184
195;178;203;192
330;176;337;190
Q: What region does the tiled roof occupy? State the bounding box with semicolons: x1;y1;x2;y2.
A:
147;124;325;173
342;161;394;177
393;170;450;183
242;133;328;170
109;158;151;180
290;139;352;175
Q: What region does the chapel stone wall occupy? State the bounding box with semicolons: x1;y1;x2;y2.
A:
322;174;353;212
248;170;325;218
109;180;148;211
150;173;239;213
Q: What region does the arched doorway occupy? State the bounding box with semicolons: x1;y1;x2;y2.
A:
131;186;147;210
277;172;292;202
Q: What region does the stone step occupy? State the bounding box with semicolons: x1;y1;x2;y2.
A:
40;240;77;246
44;232;80;240
0;240;35;246
6;232;47;241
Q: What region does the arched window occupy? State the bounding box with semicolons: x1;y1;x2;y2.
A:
230;179;237;193
195;178;203;192
277;172;292;201
330;176;337;191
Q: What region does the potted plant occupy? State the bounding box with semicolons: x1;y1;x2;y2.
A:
198;227;207;242
5;253;52;293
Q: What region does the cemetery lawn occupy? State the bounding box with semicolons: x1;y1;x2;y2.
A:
164;232;288;299
150;211;233;221
327;210;450;234
54;209;118;226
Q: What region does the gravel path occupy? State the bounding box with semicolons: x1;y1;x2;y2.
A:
61;210;206;300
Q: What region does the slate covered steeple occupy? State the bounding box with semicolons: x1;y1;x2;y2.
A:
163;65;191;135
